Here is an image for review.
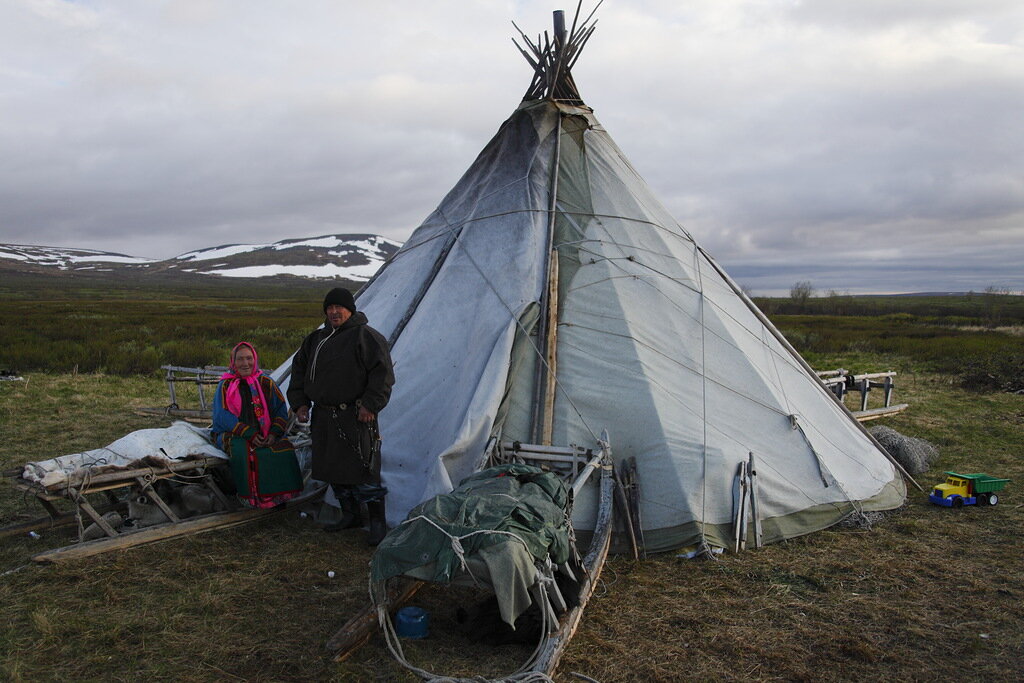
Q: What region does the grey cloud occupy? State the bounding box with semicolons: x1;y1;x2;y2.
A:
787;0;1024;30
0;1;1021;294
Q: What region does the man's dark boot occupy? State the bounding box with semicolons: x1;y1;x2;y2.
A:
324;495;362;532
366;499;387;546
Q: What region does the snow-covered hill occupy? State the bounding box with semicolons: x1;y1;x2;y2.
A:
0;234;402;282
0;244;154;271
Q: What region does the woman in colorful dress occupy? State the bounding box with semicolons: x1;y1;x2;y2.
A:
211;342;303;508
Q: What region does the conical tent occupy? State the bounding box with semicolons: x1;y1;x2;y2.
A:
276;11;906;552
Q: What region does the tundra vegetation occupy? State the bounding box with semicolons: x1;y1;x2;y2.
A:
0;279;1021;681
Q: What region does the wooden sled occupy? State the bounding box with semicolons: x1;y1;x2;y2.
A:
4;455;324;564
326;433;618;679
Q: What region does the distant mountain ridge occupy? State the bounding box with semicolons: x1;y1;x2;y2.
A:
0;234;402;284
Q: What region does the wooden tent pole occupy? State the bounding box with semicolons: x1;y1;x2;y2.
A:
541;251;559;445
530;108;564;444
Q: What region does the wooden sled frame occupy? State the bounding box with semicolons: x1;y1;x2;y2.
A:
326;432;620;678
4;455;324;564
817;369;910;421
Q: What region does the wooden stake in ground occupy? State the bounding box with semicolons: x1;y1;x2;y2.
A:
734;460;748;553
749;452;763;549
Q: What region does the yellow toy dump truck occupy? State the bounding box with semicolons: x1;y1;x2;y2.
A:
929;472;1010;507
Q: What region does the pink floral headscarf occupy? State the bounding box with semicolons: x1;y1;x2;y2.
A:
220;342;271;437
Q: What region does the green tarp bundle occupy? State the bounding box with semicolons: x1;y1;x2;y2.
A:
370;464;572;626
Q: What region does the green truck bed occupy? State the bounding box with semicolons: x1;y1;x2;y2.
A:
947;472;1011;493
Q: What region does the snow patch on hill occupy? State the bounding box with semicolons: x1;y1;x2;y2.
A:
0;244;154;269
176;243;264;262
0;234;402;283
205;262;385;279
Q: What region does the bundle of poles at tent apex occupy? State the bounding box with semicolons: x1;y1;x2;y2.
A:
512;2;603;104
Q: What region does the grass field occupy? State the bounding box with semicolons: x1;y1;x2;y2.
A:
1;286;1022;681
0;276;332;375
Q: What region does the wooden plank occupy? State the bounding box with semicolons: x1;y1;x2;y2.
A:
544;254;561;448
853;404;909;422
530;119;564;443
851;371;896;381
196;378;208;411
32;485;326;564
32;508;276;564
75;495;120;538
41;456;226;492
200;474;234;511
167;370;177;407
612;465;638;560
160;365;228;374
501;443;582;457
327;580;425;661
623;457;644;556
570;449;607;499
136;476;180;523
32;478;142;497
518;452;580;465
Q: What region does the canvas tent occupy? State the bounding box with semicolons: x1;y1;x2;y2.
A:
272;10;907;553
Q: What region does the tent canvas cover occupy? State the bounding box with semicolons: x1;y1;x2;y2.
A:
272;13;906;554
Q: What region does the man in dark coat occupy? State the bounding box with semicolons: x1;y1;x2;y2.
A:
288;287;395;544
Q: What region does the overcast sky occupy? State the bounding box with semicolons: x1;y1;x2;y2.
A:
1;1;1022;295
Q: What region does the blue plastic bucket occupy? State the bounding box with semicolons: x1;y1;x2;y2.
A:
395;606;430;639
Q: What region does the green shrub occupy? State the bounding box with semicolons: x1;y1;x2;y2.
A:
958;353;1024;393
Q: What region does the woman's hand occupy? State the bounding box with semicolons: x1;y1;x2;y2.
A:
251;433;270;447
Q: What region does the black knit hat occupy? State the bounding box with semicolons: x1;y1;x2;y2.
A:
322;287;356;314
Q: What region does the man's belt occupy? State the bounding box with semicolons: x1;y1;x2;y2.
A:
319;402;355;411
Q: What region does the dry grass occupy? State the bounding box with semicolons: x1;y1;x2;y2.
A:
1;370;1022;681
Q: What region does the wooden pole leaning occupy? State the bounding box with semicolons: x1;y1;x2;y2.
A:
541;251;560;446
749;452;763;549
